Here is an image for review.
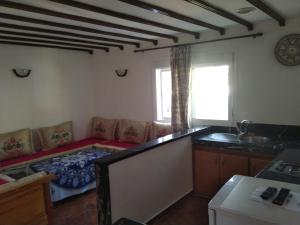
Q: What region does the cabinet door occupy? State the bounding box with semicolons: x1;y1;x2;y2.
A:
194;150;219;198
220;153;248;185
250;158;271;176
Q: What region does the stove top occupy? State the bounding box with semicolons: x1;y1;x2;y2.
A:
269;160;300;177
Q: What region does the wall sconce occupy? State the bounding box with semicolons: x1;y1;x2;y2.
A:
12;68;31;78
115;69;128;77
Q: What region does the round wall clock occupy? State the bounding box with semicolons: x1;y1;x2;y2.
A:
274;34;300;66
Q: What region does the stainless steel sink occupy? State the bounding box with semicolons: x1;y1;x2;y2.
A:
239;135;271;144
207;133;239;142
206;133;271;145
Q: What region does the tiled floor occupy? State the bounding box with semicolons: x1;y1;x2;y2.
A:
50;191;209;225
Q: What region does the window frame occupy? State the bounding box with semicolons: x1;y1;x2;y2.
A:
190;60;234;127
154;67;172;123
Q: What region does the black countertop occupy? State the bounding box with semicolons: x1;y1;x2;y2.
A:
95;124;299;225
257;149;300;184
192;128;300;185
96;126;209;166
95;126;210;225
192;132;284;157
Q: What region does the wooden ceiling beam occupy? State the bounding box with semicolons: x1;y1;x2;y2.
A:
118;0;225;35
0;22;140;47
184;0;253;30
0;12;157;45
49;0;200;39
0;34;110;52
0;0;175;43
0;40;94;54
246;0;285;26
0;29;124;50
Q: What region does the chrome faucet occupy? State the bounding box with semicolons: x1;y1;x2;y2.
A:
237;120;252;137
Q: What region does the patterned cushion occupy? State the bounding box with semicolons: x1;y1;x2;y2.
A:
38;121;73;150
150;122;172;140
0;129;33;161
118;119;150;144
91;117;118;140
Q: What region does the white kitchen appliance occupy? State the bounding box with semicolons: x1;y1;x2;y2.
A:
209;175;300;225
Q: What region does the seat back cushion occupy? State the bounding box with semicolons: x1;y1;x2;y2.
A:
38;121;73;150
91;117;118;140
118;119;150;144
0;128;33;161
150;122;172;140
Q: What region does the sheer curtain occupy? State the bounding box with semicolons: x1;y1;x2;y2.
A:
170;46;191;132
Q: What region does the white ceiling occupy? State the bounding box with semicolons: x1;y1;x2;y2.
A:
0;0;299;48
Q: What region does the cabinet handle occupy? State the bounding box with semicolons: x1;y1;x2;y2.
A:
221;159;225;167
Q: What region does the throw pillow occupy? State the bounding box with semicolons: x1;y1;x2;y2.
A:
0;128;33;161
91;117;118;140
38;121;73;150
150;122;172;140
118;119;150;144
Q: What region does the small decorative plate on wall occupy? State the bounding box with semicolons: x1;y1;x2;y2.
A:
274;34;300;66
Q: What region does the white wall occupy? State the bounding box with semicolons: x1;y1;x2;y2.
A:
1;16;300;140
92;49;158;121
0;45;96;139
109;136;193;223
93;16;300;126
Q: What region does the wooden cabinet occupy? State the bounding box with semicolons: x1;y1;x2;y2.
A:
193;147;273;198
249;157;271;176
193;149;248;198
194;150;219;198
219;153;248;185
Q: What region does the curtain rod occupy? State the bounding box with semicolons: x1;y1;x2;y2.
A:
134;32;263;53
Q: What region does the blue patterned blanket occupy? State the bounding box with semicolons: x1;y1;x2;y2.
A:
30;148;112;189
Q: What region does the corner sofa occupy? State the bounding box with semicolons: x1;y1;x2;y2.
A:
0;117;172;202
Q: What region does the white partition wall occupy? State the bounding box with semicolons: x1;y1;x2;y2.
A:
108;136;193;223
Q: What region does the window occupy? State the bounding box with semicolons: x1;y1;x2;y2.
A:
155;68;171;121
154;56;232;125
191;64;230;123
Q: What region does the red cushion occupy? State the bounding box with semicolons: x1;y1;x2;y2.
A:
0;178;8;185
0;138;137;169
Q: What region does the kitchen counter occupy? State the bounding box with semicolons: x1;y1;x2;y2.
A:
257;148;300;184
95;126;209;225
192;133;284;157
205;124;300;225
192;129;300;185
